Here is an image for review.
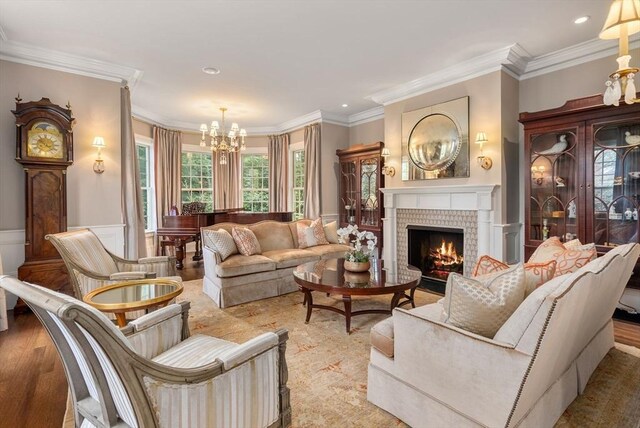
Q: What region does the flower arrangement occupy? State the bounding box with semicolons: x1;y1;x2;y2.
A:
337;224;378;262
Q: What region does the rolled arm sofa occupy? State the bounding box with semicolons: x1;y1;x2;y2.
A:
367;243;640;427
202;219;351;308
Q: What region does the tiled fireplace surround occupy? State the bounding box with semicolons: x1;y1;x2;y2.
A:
382;185;520;283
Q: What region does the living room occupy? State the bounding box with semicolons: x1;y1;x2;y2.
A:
0;1;639;427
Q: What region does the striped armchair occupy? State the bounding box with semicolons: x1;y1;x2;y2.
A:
0;276;291;428
46;229;179;300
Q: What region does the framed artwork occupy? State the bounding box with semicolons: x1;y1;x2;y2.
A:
401;96;469;180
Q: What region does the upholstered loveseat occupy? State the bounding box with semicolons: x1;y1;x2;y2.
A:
367;243;640;427
202;219;351;308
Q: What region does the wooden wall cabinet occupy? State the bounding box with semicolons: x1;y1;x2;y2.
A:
336;142;385;253
520;94;640;289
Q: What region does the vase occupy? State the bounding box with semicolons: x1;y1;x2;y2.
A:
344;260;370;272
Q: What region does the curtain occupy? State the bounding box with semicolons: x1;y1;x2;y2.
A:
154;126;182;224
213;151;242;209
268;133;290;212
120;86;146;259
304;123;321;219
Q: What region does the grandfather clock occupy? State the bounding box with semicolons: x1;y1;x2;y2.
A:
13;97;75;297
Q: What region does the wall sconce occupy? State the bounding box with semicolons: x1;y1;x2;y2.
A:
92;136;105;174
381;147;396;176
531;165;546;185
475;132;493;170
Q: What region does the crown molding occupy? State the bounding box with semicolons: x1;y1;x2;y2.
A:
0;39;144;87
367;44;530;106
348;106;384;126
520;34;640;80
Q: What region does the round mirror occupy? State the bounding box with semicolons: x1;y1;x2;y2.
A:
407;113;461;172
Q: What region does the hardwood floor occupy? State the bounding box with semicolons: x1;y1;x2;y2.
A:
0;254;639;427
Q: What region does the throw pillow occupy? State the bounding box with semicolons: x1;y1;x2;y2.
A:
528;236;596;276
201;228;238;261
472;255;557;296
323;221;339;244
443;264;526;338
297;218;330;249
564;238;596;252
231;227;262;256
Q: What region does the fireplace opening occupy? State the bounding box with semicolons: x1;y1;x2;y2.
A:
407;225;464;294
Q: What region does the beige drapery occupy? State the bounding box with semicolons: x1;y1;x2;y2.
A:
213;151;242;209
268;133;290;212
121;86;146;258
154;126;182;224
303;123;321;219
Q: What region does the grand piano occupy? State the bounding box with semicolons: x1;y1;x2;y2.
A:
157;209;293;269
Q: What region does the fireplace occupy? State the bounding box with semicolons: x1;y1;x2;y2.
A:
407;225;464;294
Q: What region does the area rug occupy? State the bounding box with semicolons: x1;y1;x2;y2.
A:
64;279;640;427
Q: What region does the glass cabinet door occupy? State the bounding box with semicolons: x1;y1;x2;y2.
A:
340;160;357;225
360;157;379;227
591;121;640;247
529;130;579;243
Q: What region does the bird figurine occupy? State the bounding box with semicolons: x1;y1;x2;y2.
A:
625;131;640;146
555;176;566;187
539;134;568;155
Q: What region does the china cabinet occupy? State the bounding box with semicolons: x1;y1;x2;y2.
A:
520;93;640;289
336;142;385;253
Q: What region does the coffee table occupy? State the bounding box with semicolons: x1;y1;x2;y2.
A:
293;258;422;333
83;278;183;327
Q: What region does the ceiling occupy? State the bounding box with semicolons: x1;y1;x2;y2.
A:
0;0;615;131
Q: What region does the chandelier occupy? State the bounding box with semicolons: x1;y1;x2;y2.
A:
600;0;640;106
199;107;247;165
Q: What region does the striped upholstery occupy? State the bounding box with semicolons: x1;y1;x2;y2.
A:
153;335;238;368
55;230;119;275
144;348;279;428
127;305;184;359
118;257;175;277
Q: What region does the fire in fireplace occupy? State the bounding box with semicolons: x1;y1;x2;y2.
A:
408;225;464;293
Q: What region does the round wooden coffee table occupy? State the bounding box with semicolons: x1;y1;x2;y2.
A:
83;279;183;327
293;258;422;333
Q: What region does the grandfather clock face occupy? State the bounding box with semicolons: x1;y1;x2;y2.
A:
27;121;65;159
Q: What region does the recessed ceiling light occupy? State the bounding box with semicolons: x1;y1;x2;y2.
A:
341;104;348;108
202;67;221;75
574;16;589;24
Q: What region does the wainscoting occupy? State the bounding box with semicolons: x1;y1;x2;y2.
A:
0;224;125;308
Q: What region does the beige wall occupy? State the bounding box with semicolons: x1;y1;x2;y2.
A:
321;123;349;216
349;118;384;146
0;60;122;230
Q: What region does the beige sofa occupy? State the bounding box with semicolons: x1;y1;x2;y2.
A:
202;219;351;308
367;243;640;428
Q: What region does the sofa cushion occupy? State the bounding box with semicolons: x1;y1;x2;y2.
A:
152;334;237;368
443;265;526;338
528;236;596;276
248;221;295;252
323;221;339;244
202;228;238;260
232;227;262;256
261;249;319;269
472;255;557;296
297;218;330;248
305;243;352;258
290;219;312;248
215;254;276;278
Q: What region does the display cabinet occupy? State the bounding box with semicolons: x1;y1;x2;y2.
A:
520;93;640;290
336;142;385;253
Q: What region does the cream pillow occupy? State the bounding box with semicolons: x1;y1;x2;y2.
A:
443;264;526;338
323;221;339;244
472;255;557;296
528;236;596;276
231;227;262;256
202;229;238;261
297;218;330;249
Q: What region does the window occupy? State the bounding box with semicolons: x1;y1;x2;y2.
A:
181;151;213;211
292;149;305;220
242;154;269;212
136;141;155;231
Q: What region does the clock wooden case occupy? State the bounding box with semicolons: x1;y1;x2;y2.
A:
13;97;75;297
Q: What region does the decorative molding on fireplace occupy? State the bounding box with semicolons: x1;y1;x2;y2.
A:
381;184;514;281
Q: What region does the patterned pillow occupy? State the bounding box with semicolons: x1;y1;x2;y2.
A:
231;227;262;256
528;236;596;276
472;255;557;296
297;218;330;249
564;238;596;252
202;228;238;261
323;221;339;244
443;264;527;338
